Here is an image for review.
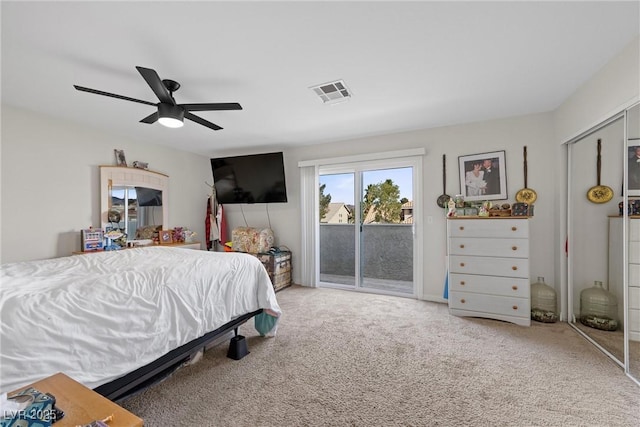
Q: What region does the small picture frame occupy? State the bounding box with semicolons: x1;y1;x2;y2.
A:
628;145;640;196
159;229;173;245
114;149;127;167
458;150;507;202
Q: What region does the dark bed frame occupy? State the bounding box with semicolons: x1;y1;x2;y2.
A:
94;309;263;401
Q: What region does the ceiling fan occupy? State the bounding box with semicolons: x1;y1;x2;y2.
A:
74;66;242;131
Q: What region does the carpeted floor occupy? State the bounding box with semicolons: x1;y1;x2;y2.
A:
121;286;640;426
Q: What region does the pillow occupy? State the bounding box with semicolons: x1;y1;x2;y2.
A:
232;227;274;254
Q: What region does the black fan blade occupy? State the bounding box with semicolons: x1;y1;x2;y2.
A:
181;103;242;112
136;66;175;105
185;112;222;130
140;112;158;124
74;85;156;106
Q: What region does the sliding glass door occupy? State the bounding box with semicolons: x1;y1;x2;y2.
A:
319;170;356;287
318;158;418;296
361;168;414;294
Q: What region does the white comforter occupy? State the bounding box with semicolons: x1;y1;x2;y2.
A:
0;247;281;393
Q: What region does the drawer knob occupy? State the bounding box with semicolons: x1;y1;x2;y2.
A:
512;305;518;310
459;226;464;230
460;262;465;267
512;285;518;291
512;266;518;271
460;299;466;304
512;246;517;251
460;244;465;248
460;281;466;285
512;226;517;231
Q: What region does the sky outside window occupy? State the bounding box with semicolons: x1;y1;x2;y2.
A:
320;167;413;205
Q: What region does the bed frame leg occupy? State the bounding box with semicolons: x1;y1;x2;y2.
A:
227;331;249;360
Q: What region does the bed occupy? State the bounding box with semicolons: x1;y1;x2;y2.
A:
0;247;281;400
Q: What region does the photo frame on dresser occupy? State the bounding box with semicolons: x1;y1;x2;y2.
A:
627;144;640;196
458;150;507;201
114;149;127;167
159;229;173;245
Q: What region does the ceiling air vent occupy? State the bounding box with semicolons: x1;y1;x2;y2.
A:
310;80;352;104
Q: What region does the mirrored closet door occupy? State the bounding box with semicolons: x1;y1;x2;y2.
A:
626;102;640;382
567;101;640;385
568;115;625;366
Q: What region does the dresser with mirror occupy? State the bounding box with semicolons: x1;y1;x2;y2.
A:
100;166;169;243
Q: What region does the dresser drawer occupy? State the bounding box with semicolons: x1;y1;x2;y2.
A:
449;255;529;278
449;237;528;258
448;219;528;239
630;286;640;310
630;241;639;261
631;220;640;242
630;309;640;339
631;264;640;287
449;273;529;298
449;291;530;318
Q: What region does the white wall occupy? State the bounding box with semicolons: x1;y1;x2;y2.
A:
554;36;640;145
0;106;212;263
223;112;557;301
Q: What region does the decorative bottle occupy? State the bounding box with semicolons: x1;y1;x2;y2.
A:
530;277;558;323
579;281;618;331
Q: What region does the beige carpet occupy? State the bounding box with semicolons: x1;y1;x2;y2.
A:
121;286;640;426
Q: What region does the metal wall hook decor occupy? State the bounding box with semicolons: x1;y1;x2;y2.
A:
515;145;537;204
586;139;613;203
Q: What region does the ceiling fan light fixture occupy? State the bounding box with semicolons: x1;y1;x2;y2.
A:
75;66;240;131
158;103;184;128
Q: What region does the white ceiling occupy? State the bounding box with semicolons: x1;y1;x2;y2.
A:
2;1;639;156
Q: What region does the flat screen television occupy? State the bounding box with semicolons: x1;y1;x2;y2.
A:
135;187;163;207
211;152;288;204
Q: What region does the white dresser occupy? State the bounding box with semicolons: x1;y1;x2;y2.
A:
608;216;640;341
447;217;531;326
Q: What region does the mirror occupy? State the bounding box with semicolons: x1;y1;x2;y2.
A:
568;116;625;365
100;166;169;243
109;186;163;239
627;102;640;382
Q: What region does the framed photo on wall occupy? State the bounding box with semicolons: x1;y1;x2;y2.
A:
628;145;640;196
159;229;173;245
458;150;507;202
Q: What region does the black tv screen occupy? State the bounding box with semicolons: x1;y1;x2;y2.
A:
211;152;288;204
135;187;163;207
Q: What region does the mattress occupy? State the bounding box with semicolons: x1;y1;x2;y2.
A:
0;247;281;393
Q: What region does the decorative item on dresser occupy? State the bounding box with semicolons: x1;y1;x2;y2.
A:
114;149;127;167
159;229;173;245
447;217;531;326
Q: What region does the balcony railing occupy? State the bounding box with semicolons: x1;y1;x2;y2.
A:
319;223;413;294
